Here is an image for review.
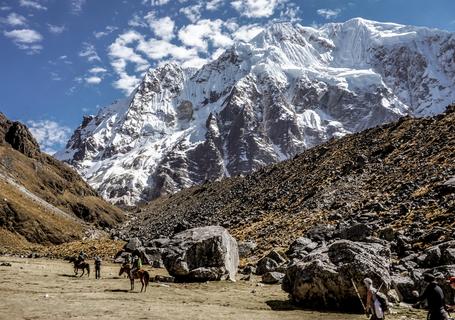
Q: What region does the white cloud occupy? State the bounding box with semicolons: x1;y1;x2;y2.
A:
89;67;107;74
108;31;149;94
3;29;41;43
1;13;28;26
3;28;43;54
178;19;233;51
206;0;223;11
145;0;171;6
231;0;282;18
128;14;147;28
71;0;86;14
50;72;62;81
48;24;66;34
27;120;72;155
0;6;11;11
93;25;118;38
85;76;102;84
19;0;47;11
317;8;341;19
233;24;264;42
179;4;203;23
79;42;101;62
145;13;175;40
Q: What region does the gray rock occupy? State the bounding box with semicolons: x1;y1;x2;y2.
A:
124;237;142;252
262;272;285;284
162;226;239;282
336;223;372;241
286;237;318;259
391;275;415;302
114;251;131;264
238;240;257;258
282;240;391;312
145;247;165;268
241;265;256;275
256;257;279;275
442;248;455;265
154;275;175;283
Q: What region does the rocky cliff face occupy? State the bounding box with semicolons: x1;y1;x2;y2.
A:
57;19;455;205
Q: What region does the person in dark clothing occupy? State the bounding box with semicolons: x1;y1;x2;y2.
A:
94;256;102;279
413;273;450;320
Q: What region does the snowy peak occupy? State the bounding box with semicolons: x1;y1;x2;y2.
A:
58;19;455;205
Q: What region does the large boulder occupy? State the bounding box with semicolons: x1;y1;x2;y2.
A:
124;237;142;252
162;226;239;282
282;240;391;312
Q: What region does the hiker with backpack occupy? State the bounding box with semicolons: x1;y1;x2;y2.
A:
364;278;388;320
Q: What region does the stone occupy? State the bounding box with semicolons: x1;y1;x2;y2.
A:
241;265;256;275
114;251;131;264
124;237;142;252
162;226;239;282
442;247;455;265
391;275;415;302
262;272;285;284
238;240;257;258
379;227;396;241
286;237;318;259
336;223;372;241
145;247;165;268
255;257;279;275
282;240;391;312
154;275;175;283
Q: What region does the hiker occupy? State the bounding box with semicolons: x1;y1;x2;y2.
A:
130;250;142;279
412;273;450;320
364;278;385;320
94;255;102;279
447;277;455;313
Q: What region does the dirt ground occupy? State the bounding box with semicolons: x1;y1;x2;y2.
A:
0;257;425;320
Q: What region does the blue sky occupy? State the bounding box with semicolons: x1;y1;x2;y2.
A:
1;0;455;153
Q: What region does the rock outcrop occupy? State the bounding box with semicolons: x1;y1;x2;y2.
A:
162;226;239;282
282;240;391;312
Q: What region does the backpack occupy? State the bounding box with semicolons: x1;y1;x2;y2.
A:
375;291;389;313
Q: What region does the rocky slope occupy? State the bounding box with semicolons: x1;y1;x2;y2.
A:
0;113;125;249
57;19;455;205
118;105;454;253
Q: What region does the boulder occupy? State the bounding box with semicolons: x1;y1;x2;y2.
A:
335;223;372;241
114;251;131;264
262;272;285;284
256;250;287;275
154;275;175;283
238;240;257;258
162;226;239;282
282;240;391;312
145;247;165;268
391;275;415;302
124;237;142;252
286;237;318;259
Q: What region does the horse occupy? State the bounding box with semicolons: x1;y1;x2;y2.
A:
119;264;150;292
69;256;90;277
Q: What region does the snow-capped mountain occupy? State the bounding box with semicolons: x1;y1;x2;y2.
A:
57;18;455;205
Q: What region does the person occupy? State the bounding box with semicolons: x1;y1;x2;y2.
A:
364;278;385;320
413;273;450;320
447;277;455;313
94;255;102;279
130;251;142;279
77;251;87;267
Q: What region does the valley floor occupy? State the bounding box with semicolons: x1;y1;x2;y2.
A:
0;257;425;320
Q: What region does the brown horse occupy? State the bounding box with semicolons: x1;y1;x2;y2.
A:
119;264;150;292
69;257;90;277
